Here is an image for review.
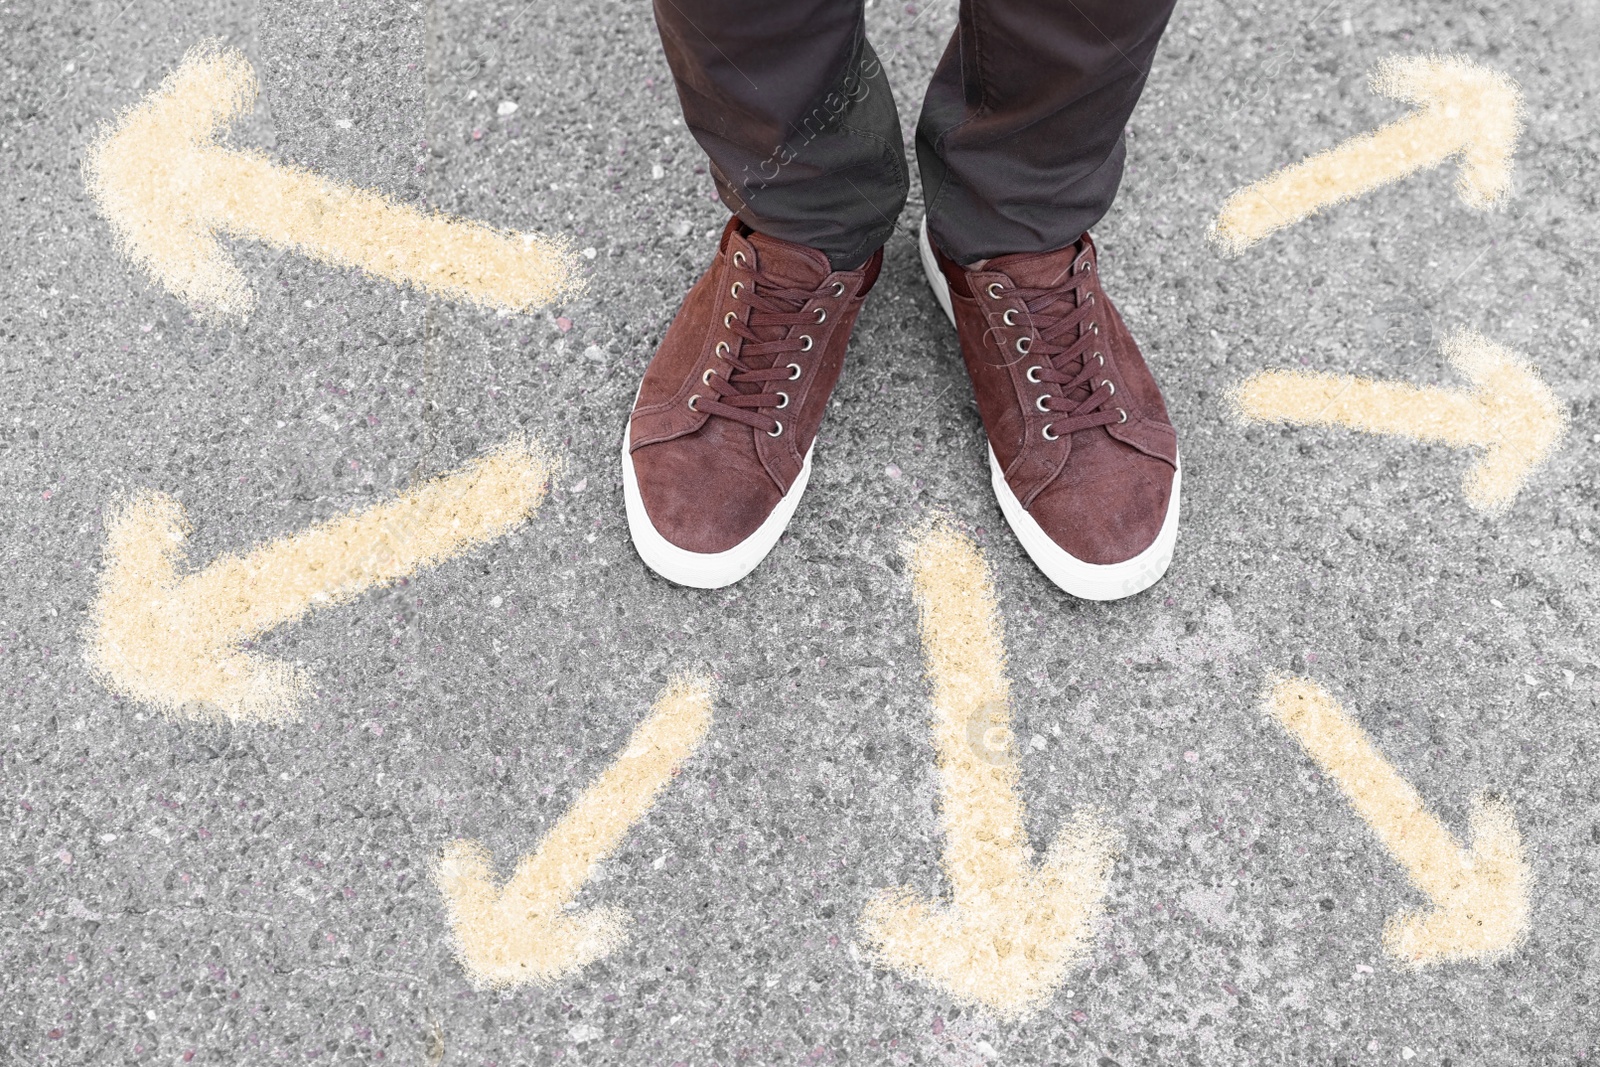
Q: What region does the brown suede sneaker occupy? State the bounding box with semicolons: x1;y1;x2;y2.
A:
623;218;882;587
917;217;1180;600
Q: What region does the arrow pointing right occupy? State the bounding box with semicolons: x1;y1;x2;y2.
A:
1266;677;1531;966
1231;329;1565;514
1211;54;1522;253
85;41;578;317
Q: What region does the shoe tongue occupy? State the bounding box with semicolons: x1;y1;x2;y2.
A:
737;231;832;352
979;240;1086;290
746;230;831;289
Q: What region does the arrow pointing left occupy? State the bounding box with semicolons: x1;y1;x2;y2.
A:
86;439;554;723
860;524;1116;1019
435;676;713;987
85;41;579;317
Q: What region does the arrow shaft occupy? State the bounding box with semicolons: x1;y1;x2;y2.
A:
505;677;713;911
1236;371;1487;448
1268;678;1468;902
1217;109;1462;246
907;527;1033;909
1261;110;1455;211
177;442;549;641
202;149;570;310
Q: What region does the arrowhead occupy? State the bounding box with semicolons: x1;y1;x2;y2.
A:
84;41;259;316
435;840;630;988
1382;793;1531;965
1371;55;1522;208
1445;329;1566;513
860;812;1115;1018
85;490;308;722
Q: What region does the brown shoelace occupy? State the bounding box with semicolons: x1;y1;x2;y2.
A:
997;257;1126;440
689;259;839;438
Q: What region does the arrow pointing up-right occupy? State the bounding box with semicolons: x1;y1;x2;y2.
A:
1212;55;1522;253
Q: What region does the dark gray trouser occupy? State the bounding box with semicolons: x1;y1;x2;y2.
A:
652;0;1178;269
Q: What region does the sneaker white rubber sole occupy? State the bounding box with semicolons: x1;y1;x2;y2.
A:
918;215;1181;601
621;418;815;589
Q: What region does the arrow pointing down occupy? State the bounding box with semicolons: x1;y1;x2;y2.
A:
859;524;1116;1018
86;439;554;723
1266;677;1531;965
1231;329;1565;514
85;41;578;317
435;676;713;987
1212;54;1522;253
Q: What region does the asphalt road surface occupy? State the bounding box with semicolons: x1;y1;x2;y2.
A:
3;0;1598;1064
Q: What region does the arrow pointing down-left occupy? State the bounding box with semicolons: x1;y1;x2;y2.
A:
435;676;714;987
86;439;554;723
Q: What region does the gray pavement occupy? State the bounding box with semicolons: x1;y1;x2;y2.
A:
3;0;1599;1063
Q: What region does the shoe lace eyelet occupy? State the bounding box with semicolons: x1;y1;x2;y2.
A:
1096;351;1104;365
1002;309;1018;326
775;390;789;409
787;362;803;380
987;282;1004;299
799;335;813;352
732;250;747;268
715;341;730;357
730;282;743;297
767;419;784;438
1092;322;1100;335
1103;379;1115;395
1035;394;1052;412
724;311;736;328
687;394;700;411
814;307;827;323
1118;408;1128;424
1042;423;1059;441
1025;365;1042;383
831;281;846;297
702;368;717;384
1015;336;1031;355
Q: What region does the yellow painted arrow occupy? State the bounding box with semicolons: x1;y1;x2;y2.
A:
84;41;578;317
86;440;554;724
1265;677;1530;966
859;524;1115;1019
1231;329;1565;514
1212;55;1521;253
435;676;713;987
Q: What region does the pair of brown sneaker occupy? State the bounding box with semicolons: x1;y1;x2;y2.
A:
621;216;1180;599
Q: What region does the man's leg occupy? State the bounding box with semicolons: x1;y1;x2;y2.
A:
913;0;1183;601
653;0;910;269
624;2;903;588
916;0;1178;262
